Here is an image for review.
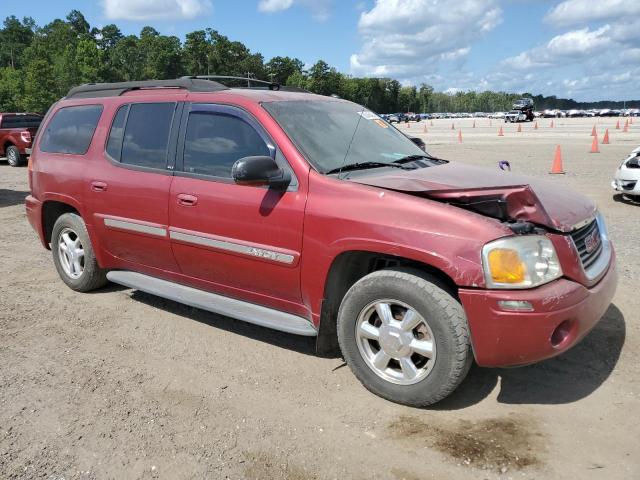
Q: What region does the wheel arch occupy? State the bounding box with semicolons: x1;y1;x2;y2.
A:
315;249;459;356
41;199;82;247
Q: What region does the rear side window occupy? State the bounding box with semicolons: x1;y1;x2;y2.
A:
39;105;103;154
106;103;175;169
1;115;42;129
183;112;270;177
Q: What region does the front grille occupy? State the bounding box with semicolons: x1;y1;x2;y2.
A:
570;219;603;270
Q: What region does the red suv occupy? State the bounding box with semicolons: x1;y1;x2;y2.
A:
0;112;43;166
25;78;617;406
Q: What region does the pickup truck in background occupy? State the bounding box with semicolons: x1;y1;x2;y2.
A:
0;112;43;167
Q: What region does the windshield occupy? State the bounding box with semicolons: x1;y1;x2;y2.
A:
262;100;428;174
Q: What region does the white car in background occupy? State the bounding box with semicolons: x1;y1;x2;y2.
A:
612;146;640;200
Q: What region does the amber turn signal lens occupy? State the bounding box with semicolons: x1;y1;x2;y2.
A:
487;248;527;284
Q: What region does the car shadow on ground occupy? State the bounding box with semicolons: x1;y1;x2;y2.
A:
434;303;626;409
613;193;640;206
129;290;319;356
111;287;624;404
0;188;29;208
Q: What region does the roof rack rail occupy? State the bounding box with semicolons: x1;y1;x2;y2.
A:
66;78;229;99
182;75;281;90
181;75;311;93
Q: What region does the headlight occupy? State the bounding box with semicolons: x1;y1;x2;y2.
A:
482;235;563;289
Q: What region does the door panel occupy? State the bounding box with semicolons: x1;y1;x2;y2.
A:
88;102;181;271
169;103;305;306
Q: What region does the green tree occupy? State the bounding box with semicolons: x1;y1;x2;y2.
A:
0;67;23;111
266;56;304;84
22;58;57;112
0;16;35;69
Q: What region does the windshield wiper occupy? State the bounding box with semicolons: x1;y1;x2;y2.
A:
392;154;438;164
325;161;411;175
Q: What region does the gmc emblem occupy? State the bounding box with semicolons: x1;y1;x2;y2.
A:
584;229;601;254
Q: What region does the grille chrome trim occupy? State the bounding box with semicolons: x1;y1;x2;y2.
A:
569;216;611;281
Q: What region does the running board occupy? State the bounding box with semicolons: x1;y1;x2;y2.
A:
106;271;317;337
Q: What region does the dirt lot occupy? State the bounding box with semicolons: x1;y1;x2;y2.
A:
1;117;639;479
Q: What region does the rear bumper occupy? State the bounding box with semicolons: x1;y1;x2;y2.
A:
459;251;617;367
25;195;47;248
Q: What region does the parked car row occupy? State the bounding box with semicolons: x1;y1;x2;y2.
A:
379;108;640;122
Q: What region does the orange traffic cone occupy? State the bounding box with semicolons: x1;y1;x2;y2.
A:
451;122;455;130
591;125;596;136
407;122;410;128
602;129;610;144
498;127;504;136
458;129;463;143
517;123;522;133
590;135;600;153
550;120;555;128
534;121;538;130
473;120;476;128
615;119;620;129
624;122;629;133
550;145;565;174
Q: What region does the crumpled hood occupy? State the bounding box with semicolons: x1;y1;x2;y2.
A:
350;162;596;232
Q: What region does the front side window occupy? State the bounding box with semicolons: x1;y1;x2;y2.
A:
106;102;175;169
39;105;103;154
183;111;270;178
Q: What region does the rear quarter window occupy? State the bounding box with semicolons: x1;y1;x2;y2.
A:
39;105;103;155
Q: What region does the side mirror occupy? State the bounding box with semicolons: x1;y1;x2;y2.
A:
232;156;291;189
408;136;426;151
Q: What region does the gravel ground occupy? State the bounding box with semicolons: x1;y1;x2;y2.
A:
1;117;638;479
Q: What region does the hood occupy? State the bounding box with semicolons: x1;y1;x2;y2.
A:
350;162;596;232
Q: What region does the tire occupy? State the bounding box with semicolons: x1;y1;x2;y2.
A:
51;213;108;292
6;145;24;167
337;268;472;407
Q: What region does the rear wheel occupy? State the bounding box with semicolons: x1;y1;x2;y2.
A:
51;213;107;292
6;145;23;167
337;268;472;407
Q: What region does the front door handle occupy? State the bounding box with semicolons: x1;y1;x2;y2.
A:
91;181;107;192
177;193;198;207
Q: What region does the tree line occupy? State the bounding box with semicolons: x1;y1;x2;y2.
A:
1;11;638;114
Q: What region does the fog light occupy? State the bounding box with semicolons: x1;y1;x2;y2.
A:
551;320;573;347
498;300;534;311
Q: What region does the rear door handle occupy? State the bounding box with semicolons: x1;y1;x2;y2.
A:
91;181;107;192
177;193;198;206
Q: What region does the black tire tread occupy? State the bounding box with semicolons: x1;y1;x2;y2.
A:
51;213;108;292
337;267;472;407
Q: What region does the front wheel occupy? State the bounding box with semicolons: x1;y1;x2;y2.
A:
337;268;472;407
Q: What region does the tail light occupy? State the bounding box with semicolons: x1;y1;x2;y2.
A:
21;131;32;143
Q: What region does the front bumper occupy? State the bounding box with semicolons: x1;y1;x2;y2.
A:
459;250;617;367
611;178;639;195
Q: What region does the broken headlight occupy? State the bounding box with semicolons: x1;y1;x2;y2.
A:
482;235;563;289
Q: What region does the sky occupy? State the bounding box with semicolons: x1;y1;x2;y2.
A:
5;0;640;101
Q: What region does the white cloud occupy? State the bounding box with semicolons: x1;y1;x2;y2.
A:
257;0;332;21
350;0;502;78
545;0;640;27
258;0;294;12
102;0;212;21
502;25;613;69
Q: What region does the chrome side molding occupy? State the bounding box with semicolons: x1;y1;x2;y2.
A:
106;270;317;337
